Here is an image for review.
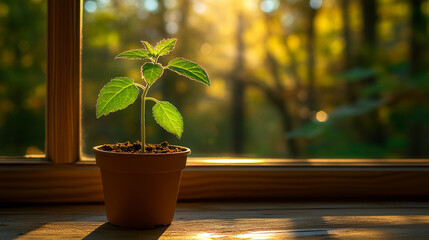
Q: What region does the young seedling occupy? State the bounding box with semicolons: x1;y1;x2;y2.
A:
96;39;210;152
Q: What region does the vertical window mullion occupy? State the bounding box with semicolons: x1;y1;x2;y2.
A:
46;0;81;164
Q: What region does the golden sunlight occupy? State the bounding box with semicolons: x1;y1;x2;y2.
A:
315;110;328;122
236;230;284;239
195;232;227;239
203;159;266;164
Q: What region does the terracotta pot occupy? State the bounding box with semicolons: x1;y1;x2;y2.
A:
93;145;190;229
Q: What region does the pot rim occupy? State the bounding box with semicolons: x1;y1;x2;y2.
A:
93;144;191;156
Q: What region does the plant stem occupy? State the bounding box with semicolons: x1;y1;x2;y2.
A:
145;97;159;103
141;86;149;152
135;83;146;89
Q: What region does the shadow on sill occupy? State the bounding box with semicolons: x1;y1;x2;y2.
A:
83;222;168;240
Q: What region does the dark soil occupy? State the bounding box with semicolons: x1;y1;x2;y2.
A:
99;141;187;154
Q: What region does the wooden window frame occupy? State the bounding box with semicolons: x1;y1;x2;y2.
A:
0;0;429;202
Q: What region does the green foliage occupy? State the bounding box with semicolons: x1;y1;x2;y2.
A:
96;77;139;118
142;63;163;85
154;39;176;57
340;67;376;82
330;99;385;119
288;99;385;140
142;41;156;57
152;101;183;138
115;49;150;60
96;39;210;150
288;122;327;139
0;0;47;155
167;58;211;86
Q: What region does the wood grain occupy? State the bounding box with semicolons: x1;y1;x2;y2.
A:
184;158;429;166
46;0;81;164
1;202;429;239
0;163;429;202
179;167;429;200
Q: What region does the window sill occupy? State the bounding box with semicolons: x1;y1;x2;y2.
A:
1;159;429;202
2;202;429;239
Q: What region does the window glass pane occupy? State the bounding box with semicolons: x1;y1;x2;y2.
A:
82;0;429;158
0;0;46;156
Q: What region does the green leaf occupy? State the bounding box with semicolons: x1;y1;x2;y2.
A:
142;41;155;57
330;99;385;119
142;63;163;85
288;122;327;139
167;57;210;86
96;77;139;118
340;67;376;82
152;101;183;138
154;38;176;57
115;49;150;60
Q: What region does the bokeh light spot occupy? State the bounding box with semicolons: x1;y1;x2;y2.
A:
164;0;177;9
281;13;295;26
98;0;110;8
166;21;178;35
193;1;206;14
260;0;279;13
0;2;9;17
316;111;328;122
145;0;159;12
200;43;213;55
309;0;322;9
84;1;97;13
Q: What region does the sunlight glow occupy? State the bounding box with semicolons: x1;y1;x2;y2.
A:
98;0;110;8
166;21;179;34
236;231;280;239
203;159;266;164
309;0;322;9
164;0;177;9
193;1;207;14
260;0;279;13
84;1;97;13
281;13;295;26
0;3;9;17
287;35;300;50
26;146;43;155
195;232;227;239
200;43;213;55
323;215;429;225
316;110;328;122
243;0;258;11
144;0;159;12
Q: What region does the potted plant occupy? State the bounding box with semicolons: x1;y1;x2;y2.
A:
93;39;210;229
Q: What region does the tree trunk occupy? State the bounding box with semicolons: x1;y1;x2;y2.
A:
409;0;426;76
408;0;426;157
263;14;300;157
279;101;300;158
231;13;245;155
306;8;318;115
362;0;377;50
341;0;356;103
360;0;385;146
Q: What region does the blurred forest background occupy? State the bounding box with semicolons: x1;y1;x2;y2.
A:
0;0;428;158
0;0;46;156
